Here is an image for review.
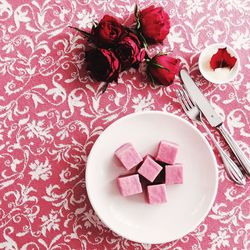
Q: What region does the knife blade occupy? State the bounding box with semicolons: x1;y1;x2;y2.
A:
180;70;222;127
180;69;250;176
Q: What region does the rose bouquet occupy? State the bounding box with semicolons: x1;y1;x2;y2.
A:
70;5;180;92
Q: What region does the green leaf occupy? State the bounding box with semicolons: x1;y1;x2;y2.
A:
93;21;98;28
100;82;109;94
157;52;169;56
144;53;151;61
134;4;141;30
136;20;141;30
68;26;91;38
134;4;139;17
152;62;168;70
137;32;148;49
147;71;155;84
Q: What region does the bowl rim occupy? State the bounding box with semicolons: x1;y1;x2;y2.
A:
198;43;240;84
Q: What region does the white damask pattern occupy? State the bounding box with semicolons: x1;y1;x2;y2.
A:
0;0;249;249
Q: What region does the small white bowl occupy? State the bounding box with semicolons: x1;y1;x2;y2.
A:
198;43;240;84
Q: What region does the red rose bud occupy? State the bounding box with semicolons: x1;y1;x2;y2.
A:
210;47;237;70
139;5;170;44
91;15;124;48
147;54;180;86
85;48;120;83
114;31;145;70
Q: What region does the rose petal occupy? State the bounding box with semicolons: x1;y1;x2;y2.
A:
147;54;180;86
91;15;124;48
139;5;170;44
86;48;120;83
210;47;237;70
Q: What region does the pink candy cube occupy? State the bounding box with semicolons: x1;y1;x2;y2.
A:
155;140;179;164
115;143;143;170
138;156;162;182
147;184;167;204
165;164;183;185
117;174;143;196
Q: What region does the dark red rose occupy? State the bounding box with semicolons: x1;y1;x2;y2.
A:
138;5;170;44
114;31;145;70
91;15;124;48
147;54;180;86
210;47;237;70
85;48;120;82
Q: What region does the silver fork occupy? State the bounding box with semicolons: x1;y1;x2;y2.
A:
176;88;246;185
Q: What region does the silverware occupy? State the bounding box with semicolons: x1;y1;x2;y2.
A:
176;88;246;185
180;69;250;177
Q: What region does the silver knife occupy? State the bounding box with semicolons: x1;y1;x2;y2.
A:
180;69;250;177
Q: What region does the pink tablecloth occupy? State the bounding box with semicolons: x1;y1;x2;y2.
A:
0;0;249;249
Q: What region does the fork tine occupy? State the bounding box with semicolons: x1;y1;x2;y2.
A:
182;88;195;109
175;89;188;112
177;89;190;111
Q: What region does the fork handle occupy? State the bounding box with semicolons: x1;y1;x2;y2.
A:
200;120;246;185
218;125;250;177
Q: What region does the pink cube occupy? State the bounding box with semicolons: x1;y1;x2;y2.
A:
115;143;143;170
155;140;179;164
165;164;183;185
138;156;162;182
117;174;143;196
147;184;167;204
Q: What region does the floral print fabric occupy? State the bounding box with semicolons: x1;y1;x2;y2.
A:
0;0;249;249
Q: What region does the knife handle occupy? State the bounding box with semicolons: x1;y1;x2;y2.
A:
218;125;250;177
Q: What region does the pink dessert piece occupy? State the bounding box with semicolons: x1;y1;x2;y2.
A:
138;156;162;182
115;143;143;170
155;140;179;164
165;164;183;185
147;184;167;204
117;174;143;196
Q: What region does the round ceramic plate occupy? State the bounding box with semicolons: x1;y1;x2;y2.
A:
86;111;218;244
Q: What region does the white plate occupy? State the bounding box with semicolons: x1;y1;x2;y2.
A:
86;111;218;244
198;43;240;84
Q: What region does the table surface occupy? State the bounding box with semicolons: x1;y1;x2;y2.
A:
0;0;249;249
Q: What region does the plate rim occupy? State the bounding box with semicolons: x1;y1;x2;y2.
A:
85;111;218;244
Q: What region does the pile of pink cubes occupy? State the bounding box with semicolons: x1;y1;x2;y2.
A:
115;140;183;204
